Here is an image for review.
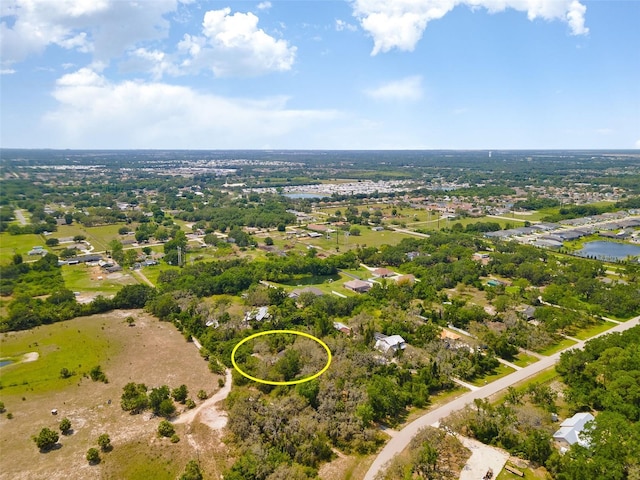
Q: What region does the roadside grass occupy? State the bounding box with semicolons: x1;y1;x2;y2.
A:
536;338;577;356
511;353;539;368
0;319;120;395
403;386;468;425
139;264;179;286
573;320;616;340
62;264;138;294
508;369;560;396
0;232;46;264
470;363;516;387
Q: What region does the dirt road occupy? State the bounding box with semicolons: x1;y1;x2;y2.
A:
363;316;640;480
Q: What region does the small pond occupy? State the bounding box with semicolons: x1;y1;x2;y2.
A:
576;241;640;261
0;359;14;367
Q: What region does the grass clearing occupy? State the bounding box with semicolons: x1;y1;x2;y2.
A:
0;320;119;395
53;224;125;251
536;338;577;356
0;233;47;264
470;363;516;387
62;264;138;295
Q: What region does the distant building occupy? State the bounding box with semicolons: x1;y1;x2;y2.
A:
333;322;352;335
553;412;595;449
344;279;372;293
374;333;406;354
244;306;270;322
28;246;46;256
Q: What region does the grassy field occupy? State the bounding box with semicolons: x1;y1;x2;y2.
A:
0;320;120;395
0;232;47;264
0;311;226;480
470;363;516;387
53;224;127;251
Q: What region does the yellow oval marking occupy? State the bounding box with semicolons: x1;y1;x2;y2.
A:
231;329;332;386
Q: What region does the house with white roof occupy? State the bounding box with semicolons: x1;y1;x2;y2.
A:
553;412;594;449
374;333;407;354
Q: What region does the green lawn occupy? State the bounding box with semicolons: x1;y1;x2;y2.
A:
511;352;539;368
0;318;122;395
537;338;578;356
0;232;47;264
470;363;516;387
268;272;358;297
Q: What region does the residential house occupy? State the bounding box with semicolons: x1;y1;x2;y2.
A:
289;287;324;299
374;333;406;354
373;267;395;278
344;279;372;293
553;412;595;449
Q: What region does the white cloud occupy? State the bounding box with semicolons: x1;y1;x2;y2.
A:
365;75;423;101
635;139;640;149
42;69;338;148
176;8;296;77
0;0;178;67
352;0;589;55
336;19;358;32
0;68;16;75
257;1;272;11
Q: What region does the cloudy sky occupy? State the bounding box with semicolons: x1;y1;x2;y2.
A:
1;0;638;149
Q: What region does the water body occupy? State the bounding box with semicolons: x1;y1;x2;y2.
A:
0;359;13;367
283;193;325;199
576;241;640;261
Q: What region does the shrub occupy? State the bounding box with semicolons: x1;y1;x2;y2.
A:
158;420;175;438
86;447;100;464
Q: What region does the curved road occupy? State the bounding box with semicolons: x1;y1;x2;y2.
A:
364;316;640;480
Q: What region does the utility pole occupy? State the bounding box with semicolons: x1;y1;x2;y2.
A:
177;246;182;266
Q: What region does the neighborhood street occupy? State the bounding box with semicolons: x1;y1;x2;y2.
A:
363;316;640;480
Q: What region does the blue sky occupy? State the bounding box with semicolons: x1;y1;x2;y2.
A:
1;0;638;149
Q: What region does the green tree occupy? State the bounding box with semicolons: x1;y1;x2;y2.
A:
98;433;112;451
158;420;175;438
179;460;203;480
121;382;149;414
33;427;59;451
171;385;188;404
89;365;107;383
86;447;100;464
59;417;72;435
46;238;60;247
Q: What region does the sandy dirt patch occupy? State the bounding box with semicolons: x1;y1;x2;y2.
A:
174;369;232;431
22;352;40;363
458;435;509;480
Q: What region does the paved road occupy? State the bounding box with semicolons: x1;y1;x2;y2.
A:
363;316;640;480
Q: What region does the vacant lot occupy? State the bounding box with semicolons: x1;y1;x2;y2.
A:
0;310;226;480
